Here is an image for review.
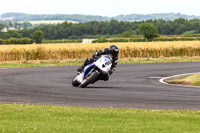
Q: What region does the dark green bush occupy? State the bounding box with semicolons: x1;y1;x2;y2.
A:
20;38;33;44
92;37;108;43
42;39;82;43
108;38;129;42
0;38;33;45
7;38;20;44
0;39;4;44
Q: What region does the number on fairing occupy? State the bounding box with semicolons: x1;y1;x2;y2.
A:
104;59;111;66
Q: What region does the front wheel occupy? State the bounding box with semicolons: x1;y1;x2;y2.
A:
79;71;98;88
72;75;80;87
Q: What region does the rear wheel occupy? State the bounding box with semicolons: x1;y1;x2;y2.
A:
80;71;98;88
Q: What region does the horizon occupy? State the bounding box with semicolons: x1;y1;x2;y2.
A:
1;12;199;17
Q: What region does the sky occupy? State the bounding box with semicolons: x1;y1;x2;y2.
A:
1;0;200;16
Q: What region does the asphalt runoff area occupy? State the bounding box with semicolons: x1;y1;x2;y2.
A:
0;62;199;110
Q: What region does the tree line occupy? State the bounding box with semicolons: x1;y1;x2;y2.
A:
1;18;200;41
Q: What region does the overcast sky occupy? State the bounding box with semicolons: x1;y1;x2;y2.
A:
1;0;200;16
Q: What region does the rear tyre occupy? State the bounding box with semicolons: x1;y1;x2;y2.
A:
72;75;80;87
80;71;98;88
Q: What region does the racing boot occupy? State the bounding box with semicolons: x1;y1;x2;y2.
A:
77;65;84;73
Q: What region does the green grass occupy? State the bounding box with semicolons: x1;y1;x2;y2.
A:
166;74;200;86
0;104;199;133
0;62;82;68
118;58;200;64
1;57;200;68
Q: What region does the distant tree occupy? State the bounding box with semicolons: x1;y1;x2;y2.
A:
22;22;32;29
0;23;5;31
5;30;22;39
0;24;5;39
31;30;44;44
139;23;159;40
109;19;120;34
122;30;135;38
8;22;13;28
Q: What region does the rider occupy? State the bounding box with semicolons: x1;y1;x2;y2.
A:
77;45;119;81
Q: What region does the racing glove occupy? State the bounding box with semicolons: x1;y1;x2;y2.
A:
108;70;113;75
108;68;115;75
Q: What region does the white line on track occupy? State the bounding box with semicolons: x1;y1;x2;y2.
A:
159;72;200;88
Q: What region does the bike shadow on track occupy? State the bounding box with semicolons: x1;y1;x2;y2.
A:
84;86;120;89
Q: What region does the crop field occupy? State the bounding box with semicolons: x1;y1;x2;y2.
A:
1;41;200;62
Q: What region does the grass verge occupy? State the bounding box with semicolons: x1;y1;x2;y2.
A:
0;104;200;133
0;59;83;68
1;57;200;68
166;74;200;86
0;62;82;68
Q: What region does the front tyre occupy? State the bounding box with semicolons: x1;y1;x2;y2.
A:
72;75;80;87
80;71;98;88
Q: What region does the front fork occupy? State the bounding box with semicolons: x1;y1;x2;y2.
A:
89;67;102;75
87;67;102;84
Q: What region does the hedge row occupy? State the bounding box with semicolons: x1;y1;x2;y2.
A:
0;38;33;45
43;39;82;44
1;37;200;45
0;38;82;45
92;37;200;43
152;37;200;41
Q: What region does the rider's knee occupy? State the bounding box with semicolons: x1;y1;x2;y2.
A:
84;58;94;66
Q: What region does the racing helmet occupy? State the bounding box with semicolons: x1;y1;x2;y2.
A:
109;45;119;57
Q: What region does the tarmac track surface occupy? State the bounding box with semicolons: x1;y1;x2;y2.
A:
0;62;200;110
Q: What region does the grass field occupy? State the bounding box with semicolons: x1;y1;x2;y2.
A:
166;73;200;86
0;104;200;133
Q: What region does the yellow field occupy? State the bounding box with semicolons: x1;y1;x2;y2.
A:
1;41;200;62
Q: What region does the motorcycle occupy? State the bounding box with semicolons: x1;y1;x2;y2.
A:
72;55;112;88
